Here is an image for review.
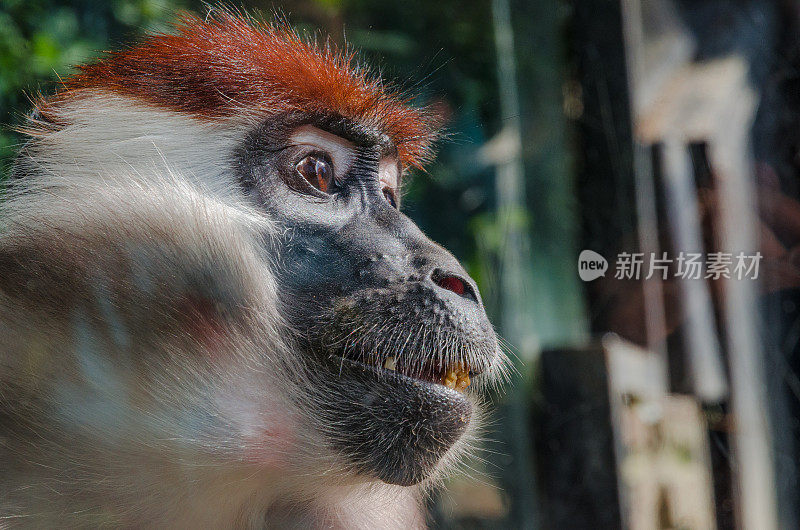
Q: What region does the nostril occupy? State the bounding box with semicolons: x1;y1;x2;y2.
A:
436;275;465;296
431;269;477;302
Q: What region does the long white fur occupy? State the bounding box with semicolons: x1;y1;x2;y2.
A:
18;92;247;202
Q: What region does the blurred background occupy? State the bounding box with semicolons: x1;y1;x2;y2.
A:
4;0;800;528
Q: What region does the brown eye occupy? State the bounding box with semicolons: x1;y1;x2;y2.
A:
295;154;333;193
382;187;398;209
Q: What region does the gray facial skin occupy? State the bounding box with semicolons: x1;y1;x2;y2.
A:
235;112;499;485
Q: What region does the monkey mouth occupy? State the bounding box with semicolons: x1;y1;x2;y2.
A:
313;324;498;485
383;357;474;391
330;353;481;392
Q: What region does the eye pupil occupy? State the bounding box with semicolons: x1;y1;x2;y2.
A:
296;155;332;192
317;160;332;190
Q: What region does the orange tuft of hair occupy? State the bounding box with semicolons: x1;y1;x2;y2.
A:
43;10;440;169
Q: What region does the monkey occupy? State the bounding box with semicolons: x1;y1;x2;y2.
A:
0;9;507;528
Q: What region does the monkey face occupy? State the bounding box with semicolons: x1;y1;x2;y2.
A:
237;113;503;485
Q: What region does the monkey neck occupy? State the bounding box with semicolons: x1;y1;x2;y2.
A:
1;451;425;528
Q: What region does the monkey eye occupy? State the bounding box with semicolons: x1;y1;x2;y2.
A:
382;186;398;209
296;154;334;193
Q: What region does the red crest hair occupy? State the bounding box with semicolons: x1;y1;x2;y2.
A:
43;10;440;168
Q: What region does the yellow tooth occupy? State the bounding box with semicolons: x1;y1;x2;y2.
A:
443;370;458;389
383;356;396;371
442;365;471;391
456;372;471;391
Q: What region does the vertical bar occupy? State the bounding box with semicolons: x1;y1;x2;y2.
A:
709;118;779;529
621;0;670;362
491;0;539;527
660;140;727;402
538;346;621;528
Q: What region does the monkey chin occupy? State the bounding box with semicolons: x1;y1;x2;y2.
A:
313;357;474;487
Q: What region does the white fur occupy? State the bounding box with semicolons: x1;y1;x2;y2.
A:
20;92;248;202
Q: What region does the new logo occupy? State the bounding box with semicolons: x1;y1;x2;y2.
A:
578;249;608;281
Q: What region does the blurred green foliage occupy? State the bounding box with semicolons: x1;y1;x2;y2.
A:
0;0;200;172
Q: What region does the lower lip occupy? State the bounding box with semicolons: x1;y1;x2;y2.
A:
320;356;474;485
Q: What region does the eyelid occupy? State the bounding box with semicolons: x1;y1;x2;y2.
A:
378;158;400;189
290;126;355;181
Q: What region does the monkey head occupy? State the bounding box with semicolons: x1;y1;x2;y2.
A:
235;112;504;485
2;10;507;520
